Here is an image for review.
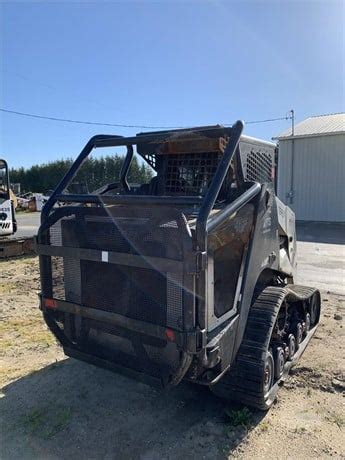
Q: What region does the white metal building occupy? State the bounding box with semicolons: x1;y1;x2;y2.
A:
273;113;345;222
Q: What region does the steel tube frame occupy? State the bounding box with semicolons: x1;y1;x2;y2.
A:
41;134;124;221
54;194;203;205
206;182;261;234
42;122;247;251
119;144;133;192
195;120;244;250
36;243;184;273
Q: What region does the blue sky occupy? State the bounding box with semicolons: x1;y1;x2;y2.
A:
1;0;344;169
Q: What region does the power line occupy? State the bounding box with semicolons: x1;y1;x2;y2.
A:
245;116;291;124
0;107;291;129
0;108;181;129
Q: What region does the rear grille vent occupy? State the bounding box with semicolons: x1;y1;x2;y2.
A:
243;149;274;183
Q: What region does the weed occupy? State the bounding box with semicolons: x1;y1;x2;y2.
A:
0;282;18;295
0;338;14;350
21;405;72;439
21;409;45;433
225;407;252;429
325;412;345;428
307;388;312;397
294;426;307;434
44;407;72;439
259;421;270;432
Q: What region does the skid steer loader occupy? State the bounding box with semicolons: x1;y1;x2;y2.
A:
36;121;321;410
0;159;17;238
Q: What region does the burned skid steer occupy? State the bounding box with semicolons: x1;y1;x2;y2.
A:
37;121;321;410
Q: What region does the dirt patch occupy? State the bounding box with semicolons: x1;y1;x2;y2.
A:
0;256;344;459
0;256;64;386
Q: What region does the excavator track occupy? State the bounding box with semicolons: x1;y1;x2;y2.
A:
211;285;321;410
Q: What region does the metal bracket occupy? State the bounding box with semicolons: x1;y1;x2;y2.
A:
179;328;206;353
196;251;207;272
185;251;207;274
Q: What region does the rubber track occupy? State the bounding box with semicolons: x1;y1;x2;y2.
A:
211;284;319;410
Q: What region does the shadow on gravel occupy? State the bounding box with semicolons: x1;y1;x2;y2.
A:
1;358;266;460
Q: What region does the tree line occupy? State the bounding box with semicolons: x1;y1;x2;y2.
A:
10;155;154;194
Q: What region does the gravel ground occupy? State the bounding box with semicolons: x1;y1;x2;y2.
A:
0;256;344;459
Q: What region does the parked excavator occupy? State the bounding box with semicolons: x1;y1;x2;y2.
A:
36;121;321;410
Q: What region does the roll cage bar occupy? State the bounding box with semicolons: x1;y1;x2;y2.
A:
42;121;261;251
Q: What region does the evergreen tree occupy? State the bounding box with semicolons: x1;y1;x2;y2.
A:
10;155;154;194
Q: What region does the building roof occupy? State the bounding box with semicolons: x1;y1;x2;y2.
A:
273;113;345;140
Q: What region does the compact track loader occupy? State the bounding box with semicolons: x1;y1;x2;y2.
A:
36;121;321;410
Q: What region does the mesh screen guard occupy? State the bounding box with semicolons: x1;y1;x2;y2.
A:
158;152;222;196
40;204;193;331
39;203;195;382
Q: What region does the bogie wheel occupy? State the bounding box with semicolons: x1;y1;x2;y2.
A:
264;350;275;395
287;333;296;360
211;286;287;411
310;292;321;327
304;313;311;336
274;347;285;380
293;322;303;349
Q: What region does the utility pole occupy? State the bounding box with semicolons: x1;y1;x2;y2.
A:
288;109;295;204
